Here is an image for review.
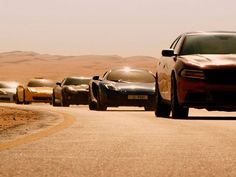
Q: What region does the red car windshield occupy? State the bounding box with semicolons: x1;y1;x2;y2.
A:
181;34;236;55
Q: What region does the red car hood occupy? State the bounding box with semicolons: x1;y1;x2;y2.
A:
180;54;236;68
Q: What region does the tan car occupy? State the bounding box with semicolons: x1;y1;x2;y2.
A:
16;78;55;104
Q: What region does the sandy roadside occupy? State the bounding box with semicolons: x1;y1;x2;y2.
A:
0;105;64;143
0;106;39;131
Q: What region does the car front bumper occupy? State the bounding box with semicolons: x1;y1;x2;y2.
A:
64;90;89;105
25;92;52;103
100;89;156;107
177;77;236;110
0;93;15;102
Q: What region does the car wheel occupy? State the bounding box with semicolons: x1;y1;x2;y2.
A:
155;86;171;117
61;93;70;107
144;104;155;111
24;101;31;105
52;92;61;107
171;75;189;119
23;92;31;104
89;101;97;110
88;96;96;110
144;106;155;111
97;102;107;111
96;89;107;111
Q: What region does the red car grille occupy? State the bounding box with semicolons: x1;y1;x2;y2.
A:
204;69;236;84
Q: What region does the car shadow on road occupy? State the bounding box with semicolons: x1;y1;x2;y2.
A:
181;116;236;120
106;110;146;112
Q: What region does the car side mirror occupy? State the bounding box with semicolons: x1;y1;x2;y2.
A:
92;76;100;80
162;49;175;57
56;82;61;86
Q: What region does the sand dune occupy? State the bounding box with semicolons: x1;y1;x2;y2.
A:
0;51;157;84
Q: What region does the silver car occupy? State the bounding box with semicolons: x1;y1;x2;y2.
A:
0;81;19;102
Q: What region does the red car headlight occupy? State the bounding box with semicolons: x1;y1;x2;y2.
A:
181;69;205;80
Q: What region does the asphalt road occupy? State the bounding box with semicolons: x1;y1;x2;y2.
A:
0;103;235;177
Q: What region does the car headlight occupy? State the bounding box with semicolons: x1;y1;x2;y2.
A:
28;88;38;93
104;83;117;91
181;69;205;79
67;86;76;91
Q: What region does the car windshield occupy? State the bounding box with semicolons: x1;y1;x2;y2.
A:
63;78;90;85
181;34;236;55
27;80;55;87
107;69;155;83
0;82;18;88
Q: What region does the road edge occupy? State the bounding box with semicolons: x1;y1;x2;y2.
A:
0;109;76;151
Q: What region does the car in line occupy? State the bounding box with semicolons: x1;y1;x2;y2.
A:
89;67;156;111
16;78;55;104
0;81;20;102
155;31;236;118
52;77;91;107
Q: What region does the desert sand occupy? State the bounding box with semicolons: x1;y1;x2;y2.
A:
0;51;157;84
0;107;38;131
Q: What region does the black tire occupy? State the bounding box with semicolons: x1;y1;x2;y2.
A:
171;75;189;119
144;104;155;111
23;91;31;104
155;86;171;117
144;106;154;111
24;101;31;105
52;92;61;107
89;102;97;110
96;89;107;111
61;93;70;107
88;96;97;110
97;102;107;111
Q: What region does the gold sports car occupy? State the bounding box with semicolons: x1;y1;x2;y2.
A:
16;78;55;104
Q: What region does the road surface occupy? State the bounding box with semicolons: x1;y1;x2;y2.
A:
0;103;235;177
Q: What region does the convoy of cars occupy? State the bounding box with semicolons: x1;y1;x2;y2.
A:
1;67;156;111
1;31;236;118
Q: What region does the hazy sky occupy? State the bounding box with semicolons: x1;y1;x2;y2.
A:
0;0;235;57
